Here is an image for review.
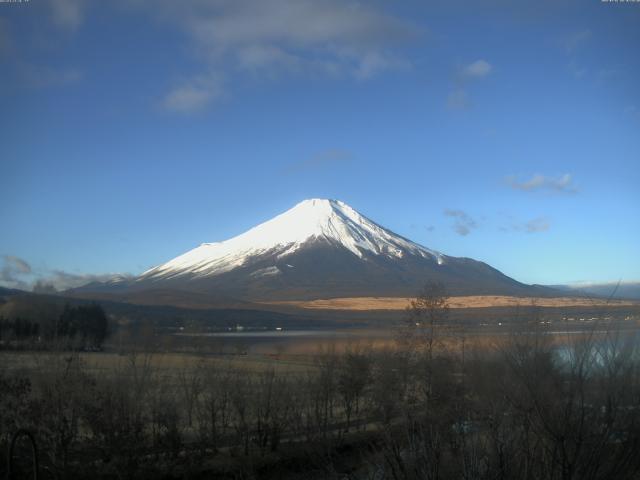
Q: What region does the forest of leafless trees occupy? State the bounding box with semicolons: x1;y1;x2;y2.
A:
2;287;640;479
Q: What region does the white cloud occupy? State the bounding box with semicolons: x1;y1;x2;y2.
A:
126;0;417;111
0;255;32;290
162;73;225;113
237;45;302;72
42;271;132;291
506;173;577;194
354;51;410;80
462;59;492;78
177;0;416;57
447;59;492;110
38;1;417;111
0;255;133;292
3;256;31;274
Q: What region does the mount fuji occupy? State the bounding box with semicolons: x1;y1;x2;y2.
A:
76;199;551;301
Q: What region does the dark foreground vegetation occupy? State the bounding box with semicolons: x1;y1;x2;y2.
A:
2;287;640;479
0;303;108;351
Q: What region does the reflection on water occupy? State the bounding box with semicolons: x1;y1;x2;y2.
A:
171;328;395;355
555;329;640;366
176;330;358;338
168;325;640;356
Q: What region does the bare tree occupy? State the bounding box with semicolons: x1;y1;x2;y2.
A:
402;281;450;404
196;363;232;453
178;363;203;428
337;345;371;432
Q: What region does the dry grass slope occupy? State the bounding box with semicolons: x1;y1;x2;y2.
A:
265;295;640;311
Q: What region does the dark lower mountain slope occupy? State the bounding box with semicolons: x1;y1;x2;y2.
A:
72;199;560;303
87;238;557;301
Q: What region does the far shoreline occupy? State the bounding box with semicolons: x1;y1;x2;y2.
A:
265;295;640;311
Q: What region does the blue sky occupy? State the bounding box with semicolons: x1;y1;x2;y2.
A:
1;0;639;290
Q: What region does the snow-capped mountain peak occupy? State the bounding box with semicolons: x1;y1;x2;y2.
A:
139;198;443;281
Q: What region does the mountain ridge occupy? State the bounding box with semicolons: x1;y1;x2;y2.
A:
74;198;559;301
138;198;444;283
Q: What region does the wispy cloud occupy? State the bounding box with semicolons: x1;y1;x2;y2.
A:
31;270;132;292
0;16;83;90
525;217;550;233
447;89;471;110
564;29;591;54
461;59;492;78
0;255;32;290
447;59;492;111
178;0;416;68
129;0;417;112
284;149;352;174
3;256;31;274
49;0;86;31
444;209;478;236
563;29;591;79
506;173;578;194
162;72;225;113
499;215;551;234
0;255;131;292
353;52;411;80
43;270;132;291
20;63;83;88
568;60;587;79
26;1;416;110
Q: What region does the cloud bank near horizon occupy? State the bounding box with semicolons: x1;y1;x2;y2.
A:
0;255;131;292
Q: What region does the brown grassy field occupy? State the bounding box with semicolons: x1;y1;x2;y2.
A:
265;295;640;311
0;350;316;376
3;325;636;375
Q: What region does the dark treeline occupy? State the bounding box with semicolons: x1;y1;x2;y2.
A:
0;317;40;339
2;285;640;479
0;303;108;349
2;324;640;478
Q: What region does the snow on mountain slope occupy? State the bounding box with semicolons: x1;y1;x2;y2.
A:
71;198;553;301
139;199;444;282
